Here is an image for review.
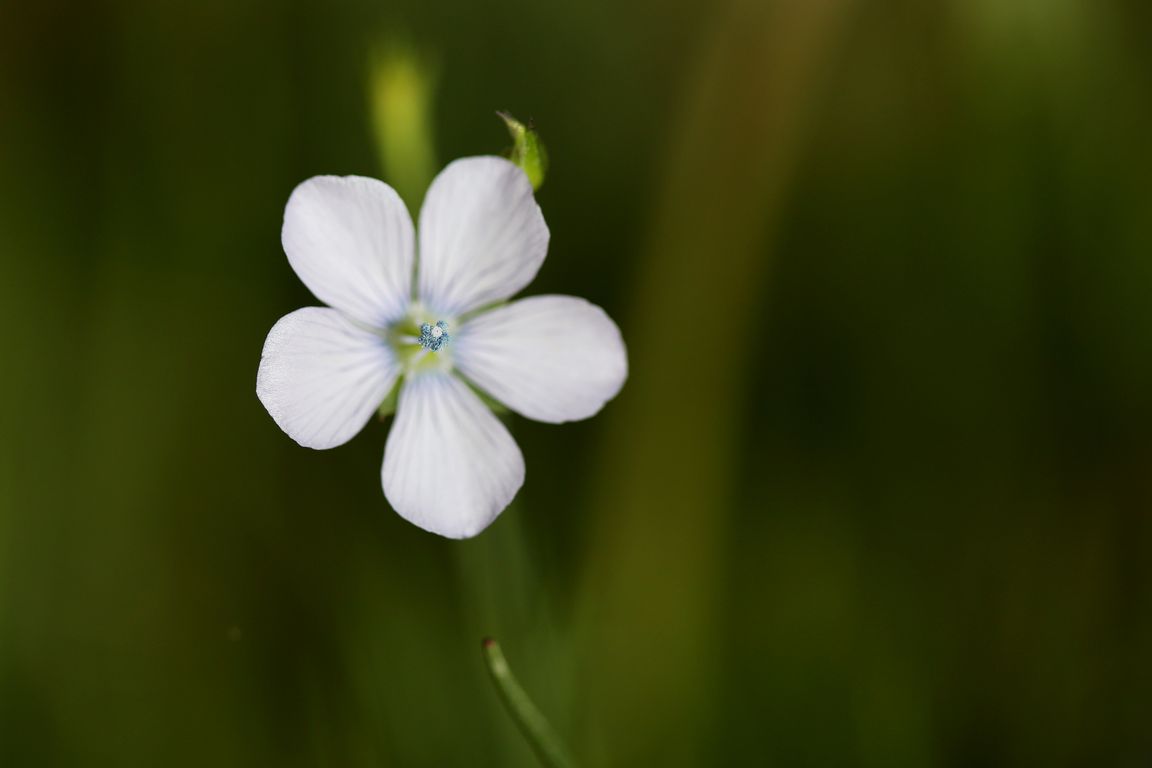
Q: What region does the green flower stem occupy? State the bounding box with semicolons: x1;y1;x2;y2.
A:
481;638;576;768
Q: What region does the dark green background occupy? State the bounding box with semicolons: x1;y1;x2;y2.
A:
2;0;1151;765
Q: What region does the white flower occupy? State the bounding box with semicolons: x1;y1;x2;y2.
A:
257;156;628;538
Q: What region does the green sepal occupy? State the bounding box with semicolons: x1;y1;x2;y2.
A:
378;376;507;419
377;378;402;420
468;381;509;415
497;111;548;190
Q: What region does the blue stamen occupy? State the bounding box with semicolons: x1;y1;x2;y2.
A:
418;320;450;352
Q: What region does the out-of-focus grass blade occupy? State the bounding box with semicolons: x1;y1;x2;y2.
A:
482;638;576;768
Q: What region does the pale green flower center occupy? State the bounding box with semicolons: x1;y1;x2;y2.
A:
388;307;454;375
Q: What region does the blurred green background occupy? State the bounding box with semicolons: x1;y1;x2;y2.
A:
2;0;1151;765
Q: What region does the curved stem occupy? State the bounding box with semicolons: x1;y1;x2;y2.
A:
482;638;577;768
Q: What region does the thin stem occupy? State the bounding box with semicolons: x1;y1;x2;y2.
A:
481;638;577;768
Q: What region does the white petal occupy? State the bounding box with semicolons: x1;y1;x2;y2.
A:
282;175;414;327
382;372;525;538
257;308;399;449
453;295;627;424
417;156;549;317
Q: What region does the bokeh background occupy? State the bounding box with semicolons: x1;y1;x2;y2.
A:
2;0;1151;765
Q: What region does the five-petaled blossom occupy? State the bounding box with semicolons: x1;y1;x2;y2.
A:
257;156;627;538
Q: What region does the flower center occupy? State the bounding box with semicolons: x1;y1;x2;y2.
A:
385;309;455;375
418;320;451;351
